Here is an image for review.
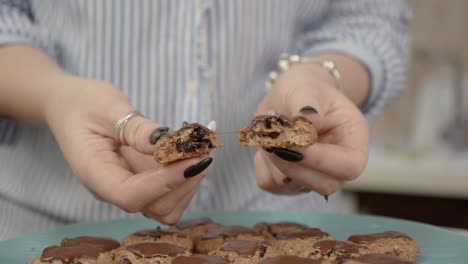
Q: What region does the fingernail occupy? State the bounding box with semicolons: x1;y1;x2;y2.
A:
182;121;189;127
299;106;318;114
283;177;292;184
184;157;213;178
264;147;274;153
149;127;169;144
324;195;329;202
272;148;304;162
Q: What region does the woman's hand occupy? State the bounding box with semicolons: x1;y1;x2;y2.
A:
255;63;369;196
44;76;212;224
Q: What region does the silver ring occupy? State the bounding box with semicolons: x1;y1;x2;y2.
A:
113;110;143;144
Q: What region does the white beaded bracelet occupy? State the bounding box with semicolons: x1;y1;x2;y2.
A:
265;53;342;91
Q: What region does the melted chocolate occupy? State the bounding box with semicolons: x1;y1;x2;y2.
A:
220;240;267;257
133;228;187;239
172;254;229;264
250;115;310;128
348;231;411;244
313;240;361;255
175;125;214;153
353;253;412;264
175;217;215;230
126;242;187;258
202;226;260;240
275;229;329;240
258;131;281;138
259;255;323;264
40;236;120;263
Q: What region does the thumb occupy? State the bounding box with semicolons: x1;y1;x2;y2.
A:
122;115;169;155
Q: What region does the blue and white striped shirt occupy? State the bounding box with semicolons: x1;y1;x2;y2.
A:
0;0;411;240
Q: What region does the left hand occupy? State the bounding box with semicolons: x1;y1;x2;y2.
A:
254;63;369;196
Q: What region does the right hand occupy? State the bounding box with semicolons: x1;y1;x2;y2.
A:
43;76;212;224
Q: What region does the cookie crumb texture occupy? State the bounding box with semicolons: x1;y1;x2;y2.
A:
238;115;317;148
347;231;420;262
28;219;421;264
112;242;190;264
154;123;222;164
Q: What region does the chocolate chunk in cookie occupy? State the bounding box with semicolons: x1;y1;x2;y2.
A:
238;115;317;148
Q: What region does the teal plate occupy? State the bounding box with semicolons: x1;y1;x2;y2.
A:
1;211;468;263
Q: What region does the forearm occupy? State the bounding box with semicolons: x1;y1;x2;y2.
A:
308;52;370;107
0;45;69;124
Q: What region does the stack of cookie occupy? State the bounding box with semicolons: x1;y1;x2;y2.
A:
29;218;420;264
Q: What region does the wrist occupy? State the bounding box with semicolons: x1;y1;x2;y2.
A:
311;53;370;107
42;74;85;127
294;63;340;90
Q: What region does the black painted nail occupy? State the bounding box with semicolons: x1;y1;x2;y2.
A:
150;127;169;144
184;157;213;178
283;177;293;184
299;106;318;114
324;195;329;202
272;148;304;162
264;147;274;153
182;121;189;127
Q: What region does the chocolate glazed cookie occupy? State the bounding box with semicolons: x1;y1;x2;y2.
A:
347;231;420;262
195;226;265;253
112;242;190;264
208;240;278;263
121;227;193;250
28;236;120;264
173;217;223;241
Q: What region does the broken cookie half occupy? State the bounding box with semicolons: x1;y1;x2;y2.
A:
238;115;317;148
154;123;222;164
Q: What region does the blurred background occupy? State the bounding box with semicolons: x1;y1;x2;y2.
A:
342;0;468;231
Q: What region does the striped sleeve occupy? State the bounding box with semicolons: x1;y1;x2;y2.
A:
296;0;412;118
0;0;56;54
0;0;56;144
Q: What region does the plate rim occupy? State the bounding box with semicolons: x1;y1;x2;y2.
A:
2;210;467;244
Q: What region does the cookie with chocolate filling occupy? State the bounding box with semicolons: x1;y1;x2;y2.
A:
112;242;190;264
172;254;230;264
122;228;193;250
208;240;278;263
195;226;265;253
154;123;222;164
28;236;120;264
310;240;368;262
253;221;311;237
270;229;334;257
347;231;420;262
174;217;223;241
238;115;317;148
344;253;414;264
